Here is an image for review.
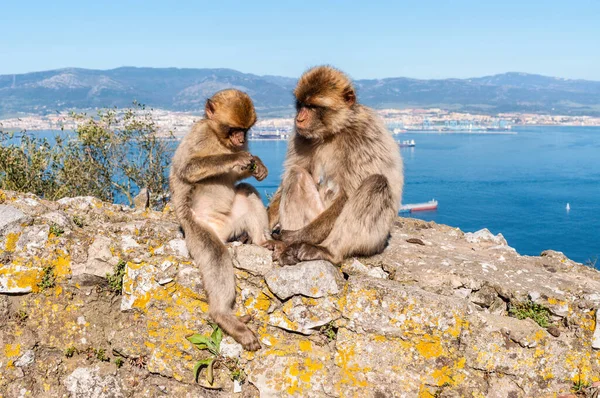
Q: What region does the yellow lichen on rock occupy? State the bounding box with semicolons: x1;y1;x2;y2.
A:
3;344;20;360
4;232;19;252
415;334;444;359
3;192;600;397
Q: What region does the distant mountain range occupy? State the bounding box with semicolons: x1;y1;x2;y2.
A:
1;67;600;117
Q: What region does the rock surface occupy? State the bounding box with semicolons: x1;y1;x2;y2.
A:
1;190;600;397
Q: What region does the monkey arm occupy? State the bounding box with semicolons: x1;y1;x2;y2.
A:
281;191;348;245
177;154;243;183
267;188;282;230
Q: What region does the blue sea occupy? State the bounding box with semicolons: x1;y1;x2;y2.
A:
5;126;599;264
250;126;600;264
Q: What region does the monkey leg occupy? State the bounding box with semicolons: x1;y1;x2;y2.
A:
181;217;260;351
227;183;270;245
279;174;395;265
279;166;325;231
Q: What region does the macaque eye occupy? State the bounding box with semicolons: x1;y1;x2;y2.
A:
229;128;247;135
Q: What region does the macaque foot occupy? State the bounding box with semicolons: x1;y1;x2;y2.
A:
212;313;261;351
237;328;261;351
238;314;253;324
262;240;288;262
230;231;250;244
278;242;333;265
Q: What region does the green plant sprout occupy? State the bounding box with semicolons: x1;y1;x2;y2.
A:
186;323;247;387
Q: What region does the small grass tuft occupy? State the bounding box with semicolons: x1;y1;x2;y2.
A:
571;367;591;394
15;310;28;324
115;357;124;368
571;379;590;393
65;346;77;358
49;224;64;237
106;260;127;294
509;300;551;328
129;355;147;369
72;215;85;228
229;363;246;383
95;348;109;362
320;322;338;341
37;265;56;290
585;257;598;268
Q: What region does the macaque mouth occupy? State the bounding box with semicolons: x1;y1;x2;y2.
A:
229;129;247;147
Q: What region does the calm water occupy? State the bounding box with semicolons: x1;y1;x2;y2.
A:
250;127;600;264
6;127;599;264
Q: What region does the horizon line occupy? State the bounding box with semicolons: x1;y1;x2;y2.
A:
2;66;598;84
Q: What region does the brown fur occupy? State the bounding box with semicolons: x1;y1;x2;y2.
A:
266;66;403;265
170;89;267;351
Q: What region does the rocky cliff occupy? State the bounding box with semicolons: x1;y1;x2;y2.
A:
1;190;600;397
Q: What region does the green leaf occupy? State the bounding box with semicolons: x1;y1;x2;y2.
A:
210;325;223;353
187;334;210;345
207;358;215;385
193;358;214;383
206;342;219;356
187;334;211;351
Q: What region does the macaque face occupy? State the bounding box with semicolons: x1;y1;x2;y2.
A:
204;90;256;150
228;128;247;148
294;102;327;139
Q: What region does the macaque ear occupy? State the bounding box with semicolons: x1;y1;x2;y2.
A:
205;99;215;119
343;88;356;106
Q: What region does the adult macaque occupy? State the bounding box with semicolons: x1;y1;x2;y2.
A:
170;89;268;351
266;66;403;265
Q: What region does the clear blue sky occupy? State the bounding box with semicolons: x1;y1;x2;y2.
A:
1;0;599;80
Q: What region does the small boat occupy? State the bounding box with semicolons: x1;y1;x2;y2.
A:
566;203;571;211
399;199;438;213
398;139;416;148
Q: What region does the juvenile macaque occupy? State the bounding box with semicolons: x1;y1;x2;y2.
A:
170;89;268;350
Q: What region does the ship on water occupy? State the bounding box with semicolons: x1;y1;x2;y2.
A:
399;139;416;148
399;199;438;213
249;127;291;140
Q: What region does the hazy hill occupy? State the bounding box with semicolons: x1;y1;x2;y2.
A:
1;67;599;117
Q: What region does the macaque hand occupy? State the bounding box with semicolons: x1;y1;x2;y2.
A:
271;229;299;245
250;156;268;181
233;152;254;172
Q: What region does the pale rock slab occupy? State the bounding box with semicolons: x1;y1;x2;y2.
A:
14;350;35;367
0;205;31;235
465;228;507;246
265;260;344;300
57;196;103;210
71;236;118;284
16;224;49;253
268;295;340;335
64;367;124;398
232;244;273;276
41;211;73;229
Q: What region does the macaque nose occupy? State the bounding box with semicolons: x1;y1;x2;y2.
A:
296;108;308;124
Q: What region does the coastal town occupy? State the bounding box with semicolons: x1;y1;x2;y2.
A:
1;107;599;138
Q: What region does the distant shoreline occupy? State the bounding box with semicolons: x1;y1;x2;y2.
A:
4;125;600;138
398;130;517;135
